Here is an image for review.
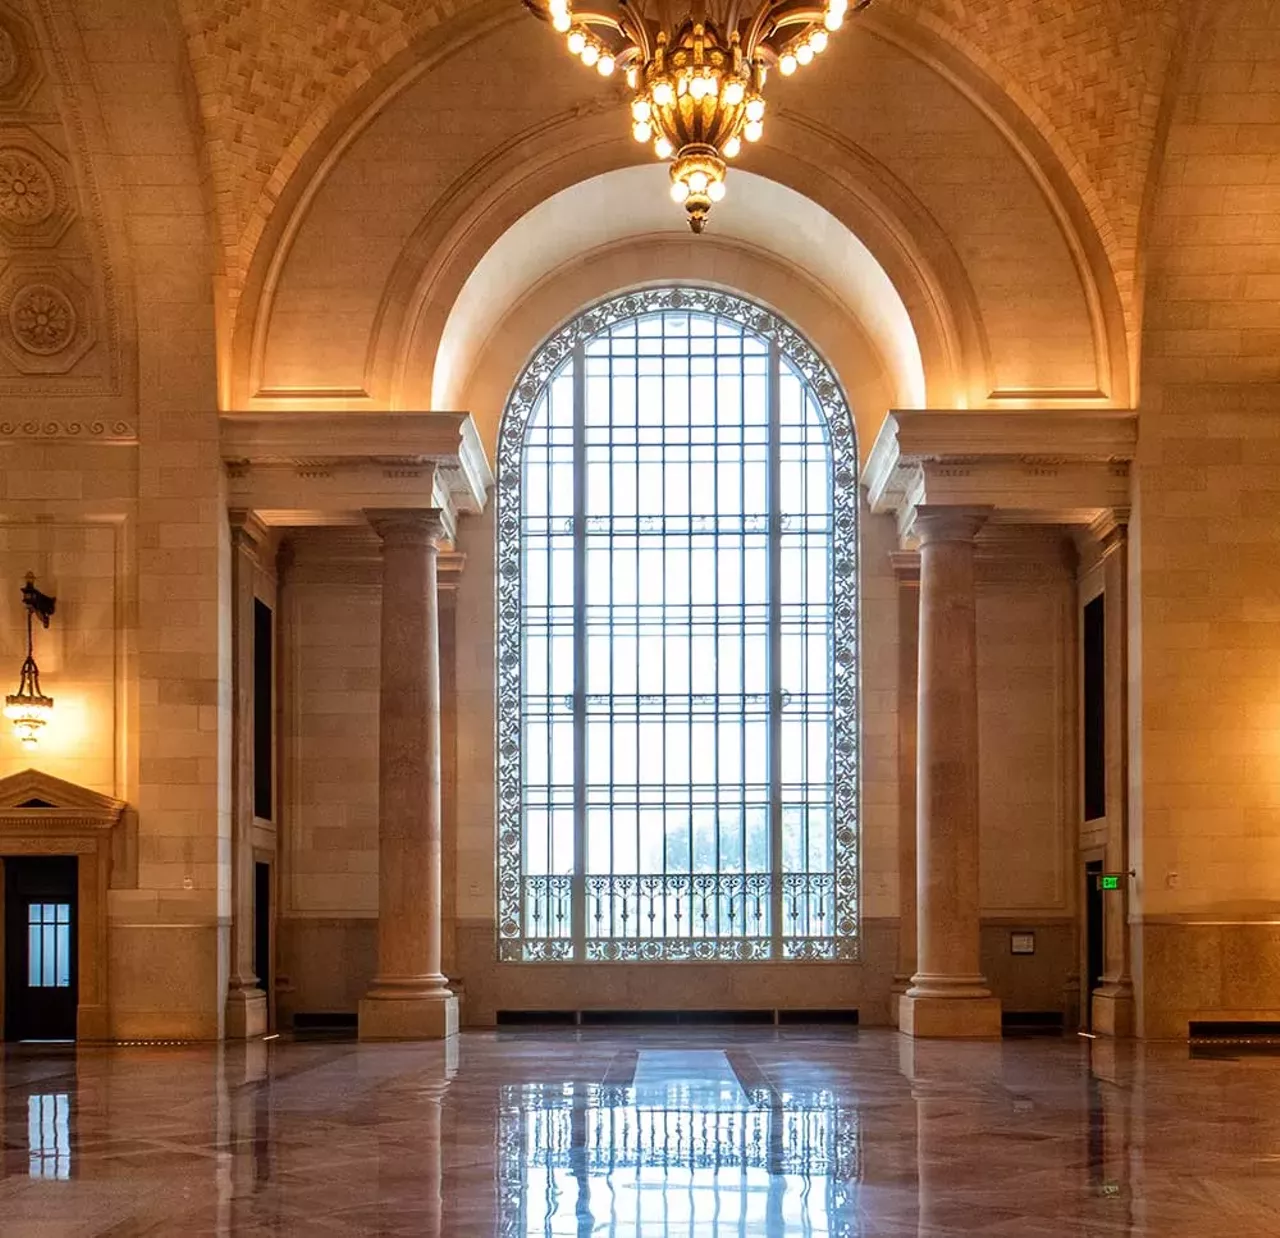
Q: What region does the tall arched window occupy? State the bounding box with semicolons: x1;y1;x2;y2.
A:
497;289;858;962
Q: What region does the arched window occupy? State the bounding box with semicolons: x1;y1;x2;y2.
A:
497;289;858;962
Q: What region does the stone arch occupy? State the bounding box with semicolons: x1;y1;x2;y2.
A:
228;4;1130;414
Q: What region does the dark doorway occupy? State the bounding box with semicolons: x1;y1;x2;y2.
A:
254;860;271;1026
1085;859;1104;1031
4;856;79;1041
1083;596;1106;821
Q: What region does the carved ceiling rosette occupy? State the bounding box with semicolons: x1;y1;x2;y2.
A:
0;130;76;247
0;262;96;374
0;3;41;109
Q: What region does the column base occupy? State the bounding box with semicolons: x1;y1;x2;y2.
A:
225;986;268;1039
899;992;1002;1039
359;992;458;1041
891;973;913;997
1091;983;1135;1038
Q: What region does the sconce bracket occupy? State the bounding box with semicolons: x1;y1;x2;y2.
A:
21;574;55;628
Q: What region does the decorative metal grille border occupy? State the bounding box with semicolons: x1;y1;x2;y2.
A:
496;286;860;962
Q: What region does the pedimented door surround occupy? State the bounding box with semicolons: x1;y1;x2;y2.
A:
0;769;124;1041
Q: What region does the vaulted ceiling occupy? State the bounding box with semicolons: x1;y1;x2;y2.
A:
178;0;1189;329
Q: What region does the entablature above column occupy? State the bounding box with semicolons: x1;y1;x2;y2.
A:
220;411;493;541
863;409;1137;540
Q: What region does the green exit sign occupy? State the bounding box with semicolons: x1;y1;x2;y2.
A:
1098;874;1123;891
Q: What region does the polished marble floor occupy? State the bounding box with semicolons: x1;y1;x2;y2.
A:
1;1027;1279;1235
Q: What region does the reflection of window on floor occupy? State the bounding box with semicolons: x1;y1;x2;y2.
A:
497;290;860;963
498;1082;860;1237
28;1093;71;1180
28;902;71;988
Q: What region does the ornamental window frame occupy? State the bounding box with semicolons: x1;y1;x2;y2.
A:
495;287;859;962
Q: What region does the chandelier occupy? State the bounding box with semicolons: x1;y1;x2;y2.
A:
5;574;55;750
526;0;870;232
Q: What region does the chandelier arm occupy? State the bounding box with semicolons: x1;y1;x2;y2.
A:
618;3;653;62
568;7;630;33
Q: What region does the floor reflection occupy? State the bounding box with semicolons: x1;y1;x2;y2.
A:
4;1031;1280;1236
499;1049;859;1237
26;1091;72;1181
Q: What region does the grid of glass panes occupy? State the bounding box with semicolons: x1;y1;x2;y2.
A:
27;902;71;988
513;305;844;961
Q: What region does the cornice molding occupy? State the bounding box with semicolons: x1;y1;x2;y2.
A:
0;767;125;832
864;408;1137;538
220;410;493;540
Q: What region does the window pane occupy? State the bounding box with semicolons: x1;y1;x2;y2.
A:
498;294;858;962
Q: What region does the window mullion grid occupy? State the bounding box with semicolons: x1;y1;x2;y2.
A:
634;344;642;947
767;340;784;959
739;349;748;949
572;339;587;961
711;337;722;946
684;330;694;941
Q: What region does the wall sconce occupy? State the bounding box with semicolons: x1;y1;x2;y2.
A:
5;574;56;749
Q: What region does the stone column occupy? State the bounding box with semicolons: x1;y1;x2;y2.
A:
359;508;458;1040
892;551;921;996
899;508;1001;1038
1091;512;1135;1036
438;553;464;982
225;510;268;1039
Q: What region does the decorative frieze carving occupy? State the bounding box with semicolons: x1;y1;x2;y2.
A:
0;417;135;442
0;146;50;221
0;132;75;246
0;263;95;373
11;281;74;352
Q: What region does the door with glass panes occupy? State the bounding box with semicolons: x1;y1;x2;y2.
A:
4;856;78;1040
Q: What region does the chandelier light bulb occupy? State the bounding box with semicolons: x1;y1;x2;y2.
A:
632;98;651;121
722;135;741;158
708;180;726;202
824;9;843;28
626;65;638;87
552;10;572;31
670;180;690;203
744;119;764;142
796;42;814;66
633;120;652;143
655;136;674;159
690;75;707;99
598;54;615;75
745;97;765;122
653;79;675;106
581;42;599;65
779;53;797;76
810;30;829;53
688;170;709;193
567;29;586;53
723;79;746;106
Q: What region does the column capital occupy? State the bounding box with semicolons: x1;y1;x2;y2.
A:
228;508;269;558
911;506;991;547
1088;507;1130;559
364;507;446;547
890;549;921;583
